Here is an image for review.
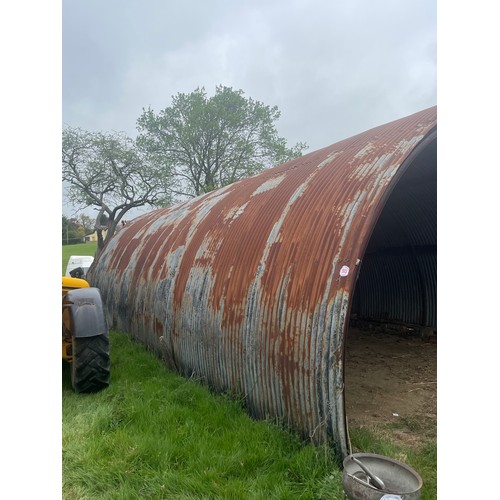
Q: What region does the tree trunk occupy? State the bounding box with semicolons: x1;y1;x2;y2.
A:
96;229;105;253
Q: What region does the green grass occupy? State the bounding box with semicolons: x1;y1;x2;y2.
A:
63;331;437;499
62;242;97;274
63;331;343;499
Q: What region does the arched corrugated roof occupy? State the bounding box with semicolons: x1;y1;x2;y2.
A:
89;106;437;460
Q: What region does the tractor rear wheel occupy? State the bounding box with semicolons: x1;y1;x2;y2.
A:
71;333;110;393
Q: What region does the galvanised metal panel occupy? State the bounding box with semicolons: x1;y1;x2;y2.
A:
88;106;437;460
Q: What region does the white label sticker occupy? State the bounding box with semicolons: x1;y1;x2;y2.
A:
381;495;402;500
339;265;350;277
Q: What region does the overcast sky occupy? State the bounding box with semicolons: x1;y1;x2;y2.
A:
63;0;436;150
62;0;436;217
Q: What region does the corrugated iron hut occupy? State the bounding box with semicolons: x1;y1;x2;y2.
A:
88;106;437;460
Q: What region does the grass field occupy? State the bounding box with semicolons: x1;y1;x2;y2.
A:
63;332;343;499
62;242;97;274
62;243;436;499
62;335;437;499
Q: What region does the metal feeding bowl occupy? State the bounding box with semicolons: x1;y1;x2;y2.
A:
342;453;423;500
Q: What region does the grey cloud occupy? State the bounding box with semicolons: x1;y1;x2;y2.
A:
63;0;436;207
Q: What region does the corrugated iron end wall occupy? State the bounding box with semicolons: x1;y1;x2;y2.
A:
88;106;437;461
351;134;437;328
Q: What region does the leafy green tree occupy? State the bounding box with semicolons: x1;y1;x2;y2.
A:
62;128;173;251
136;86;307;198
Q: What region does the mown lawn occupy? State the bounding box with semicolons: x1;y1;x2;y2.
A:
62;242;97;274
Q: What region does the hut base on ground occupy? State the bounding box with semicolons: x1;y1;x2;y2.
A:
345;327;437;449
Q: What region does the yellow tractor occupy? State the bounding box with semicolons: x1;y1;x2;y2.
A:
62;273;110;393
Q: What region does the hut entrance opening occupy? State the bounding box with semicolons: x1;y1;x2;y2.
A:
344;135;437;449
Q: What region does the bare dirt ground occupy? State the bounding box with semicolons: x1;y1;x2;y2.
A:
344;326;437;449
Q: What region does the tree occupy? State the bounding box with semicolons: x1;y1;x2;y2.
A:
62;215;84;245
62;127;172;251
77;214;95;237
136;86;307;198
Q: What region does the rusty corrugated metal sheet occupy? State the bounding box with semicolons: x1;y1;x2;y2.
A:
88;106;437;460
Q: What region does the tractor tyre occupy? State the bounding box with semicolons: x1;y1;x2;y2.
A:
71;333;110;393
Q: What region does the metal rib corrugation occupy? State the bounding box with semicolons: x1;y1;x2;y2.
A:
88;106;437;460
353;135;437;329
354;251;437;327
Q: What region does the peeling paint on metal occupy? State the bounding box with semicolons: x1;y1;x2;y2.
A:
251;173;287;196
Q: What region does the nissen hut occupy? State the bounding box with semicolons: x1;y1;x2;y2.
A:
89;106;437;460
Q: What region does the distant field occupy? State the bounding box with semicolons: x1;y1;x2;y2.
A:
62;242;97;274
